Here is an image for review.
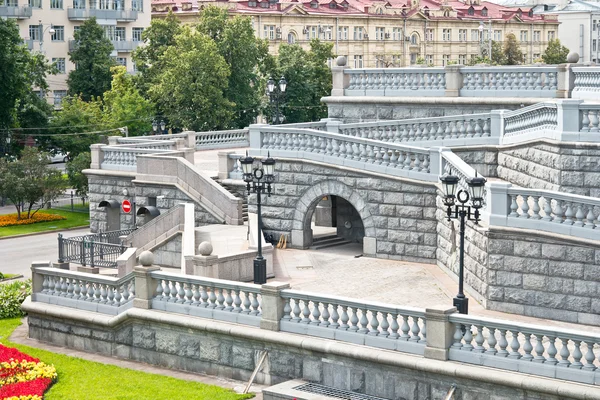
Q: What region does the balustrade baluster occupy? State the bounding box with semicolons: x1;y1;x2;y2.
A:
66;278;74;298
497;329;509;357
473;325;485;353
208;285;217;309
509;195;519;217
339;305;349;330
531;196;541;220
225;288;234;311
507;330;521;359
378;312;390;338
329;303;339;329
546;336;558;365
310;301;321;325
200;285;209;307
349;307;359;332
80;282;88;301
170;281;178;303
584;207;596;229
452;323;463;349
177;282;185;304
583;341;597;371
215;288;225;310
564;203;575;225
358;308;369;334
590;110;599;132
519;195;530;218
114;284;123;305
558;338;571;367
532;335;545;362
107;286;115;306
410;317;421;342
301;299;311;323
191;284;200;306
553;200;564;223
232;289;242;313
485;327;497;355
72;280;81;300
573;203;585;227
571;340;583;369
100;284;108;304
461;326;474;351
522;333;533;361
400;315;411;340
61;278;68;296
250;293;260;315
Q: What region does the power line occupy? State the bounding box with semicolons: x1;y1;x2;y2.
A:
1;116;155;132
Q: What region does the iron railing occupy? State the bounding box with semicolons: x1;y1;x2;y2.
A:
58;228;135;268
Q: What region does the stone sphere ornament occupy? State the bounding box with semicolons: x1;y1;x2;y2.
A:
198;241;213;256
139;250;154;266
336;56;347;67
567;52;580;64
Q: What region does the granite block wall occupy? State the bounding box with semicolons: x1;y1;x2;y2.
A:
453;148;499;178
153;234;182;268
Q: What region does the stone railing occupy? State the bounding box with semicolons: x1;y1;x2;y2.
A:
486;183;600;241
31;264;135;315
572;66;600;100
249;125;440;182
97;146;184;172
501;102;558;144
279;121;328;130
440;148;485;197
149;271;262;327
345;68;446;97
460;66;558;98
449;313;600;385
280;289;426;355
580;104;600;133
195;129;249;150
123;204;184;252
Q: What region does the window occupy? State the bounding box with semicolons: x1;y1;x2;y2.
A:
116;57;127;67
338;26;348;40
353;54;363;68
471;29;479;41
375;27;385;41
594;40;597;52
548;31;555;41
115;27;125;41
51;25;64;41
442;54;450;66
458;54;467;64
533;53;540;59
329;1;335;8
533;31;540;42
375;55;385;67
323;26;333;40
410;53;417;64
392;54;402;66
263;25;275;40
392;27;402;41
248;0;256;6
132;27;143;42
520;30;528;42
50;0;62;8
73;0;84;8
54;90;67;107
287;32;296;44
483;29;489;41
425;54;433;65
425;29;433;41
353;26;364;40
29;25;40;40
494;30;502;41
34;90;44;99
594;20;597;31
131;0;142;10
104;26;116;40
481;7;487;16
28;0;41;7
310;26;317;39
467;6;474;15
442;29;451;41
458;29;467;41
74;26;80;36
52;57;65;73
410;33;418;45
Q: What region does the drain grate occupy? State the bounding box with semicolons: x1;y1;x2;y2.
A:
293;383;389;400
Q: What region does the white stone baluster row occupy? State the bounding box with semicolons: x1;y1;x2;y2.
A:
346;70;446;92
40;274;135;307
580;108;600;133
195;129;250;149
504;105;558;136
462;70;557;92
573;69;600;92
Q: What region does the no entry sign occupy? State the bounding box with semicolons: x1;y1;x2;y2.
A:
122;200;132;214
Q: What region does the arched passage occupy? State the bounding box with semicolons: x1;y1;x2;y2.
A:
290;180;375;253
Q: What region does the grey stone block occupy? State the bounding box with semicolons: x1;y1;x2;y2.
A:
548;261;585;279
199;337;221;362
155;330;180;355
522;274;547;290
488;239;514;256
503;288;535;305
541;244;567;260
302;358;323;382
513;241;541;257
132;326;155;350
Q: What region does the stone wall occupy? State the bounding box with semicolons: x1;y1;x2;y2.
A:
251;160;438;263
153;234;182;268
497;141;600;197
453;148;499;178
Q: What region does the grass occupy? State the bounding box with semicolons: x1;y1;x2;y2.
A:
0;318;254;400
0;209;89;238
0;273;19;280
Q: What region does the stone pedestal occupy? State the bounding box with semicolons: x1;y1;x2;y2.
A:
260;281;291;331
77;266;99;274
423;306;457;361
53;262;70;270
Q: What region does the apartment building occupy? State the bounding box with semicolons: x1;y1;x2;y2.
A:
152;0;559;68
0;0;151;107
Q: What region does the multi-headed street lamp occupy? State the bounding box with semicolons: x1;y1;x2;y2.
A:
439;173;486;314
240;152;276;284
152;119;166;135
267;76;287;125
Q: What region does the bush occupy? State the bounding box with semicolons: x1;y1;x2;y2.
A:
0;212;66;227
0;280;31;319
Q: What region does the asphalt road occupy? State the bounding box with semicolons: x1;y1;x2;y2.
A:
0;228;90;277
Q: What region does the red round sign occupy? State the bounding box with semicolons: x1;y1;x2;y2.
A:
122;200;132;214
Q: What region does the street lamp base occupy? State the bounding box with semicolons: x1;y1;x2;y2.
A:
253;258;267;285
453;296;469;314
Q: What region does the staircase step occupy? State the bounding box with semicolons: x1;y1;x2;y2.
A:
312;239;353;250
312;234;338;243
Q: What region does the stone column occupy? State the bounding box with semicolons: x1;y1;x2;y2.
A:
183;131;196;149
90;144;105;169
444;65;463;97
484;181;512;227
423;306;457;361
556;99;584;134
331;56;350;96
218;151;236;180
248;124;267;153
31;261;51;294
132;251;160;310
323;118;341;134
260;281;291;331
490;110;505;140
557;63;575;99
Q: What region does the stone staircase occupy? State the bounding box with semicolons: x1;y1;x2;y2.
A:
310;234;352;250
213;179;248;223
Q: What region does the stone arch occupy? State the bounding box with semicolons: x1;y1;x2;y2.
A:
290;180;375;252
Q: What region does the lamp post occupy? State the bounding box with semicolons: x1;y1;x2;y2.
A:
240;152;276;284
267;76;287;125
478;21;492;60
439;173;486;314
152;119;166;135
38;21;55;54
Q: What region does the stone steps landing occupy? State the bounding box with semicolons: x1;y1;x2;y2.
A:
310;235;352;250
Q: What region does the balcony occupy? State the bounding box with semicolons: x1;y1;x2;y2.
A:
112;40;140;52
24;38;34;50
67;7;138;21
0;5;32;18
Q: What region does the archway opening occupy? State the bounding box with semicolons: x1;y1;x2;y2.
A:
306;194;365;250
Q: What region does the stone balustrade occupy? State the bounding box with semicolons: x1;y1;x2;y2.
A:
572;66;600;100
99;147;180;172
449;313;600;385
502;103;558;140
345;68;446;97
460;67;558;98
195;129;249;150
31;265;135;315
280;289;426;355
580;104;600;133
280;121;328;130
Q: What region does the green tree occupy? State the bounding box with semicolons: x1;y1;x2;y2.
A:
542;39;570;64
491;40;506;65
503;33;524;65
148;27;233;131
197;6;270;128
0;147;66;219
67;18;114;101
66;152;91;196
103;66;153;136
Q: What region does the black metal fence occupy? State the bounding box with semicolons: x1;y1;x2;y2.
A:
48;192;88;213
58;228;135;268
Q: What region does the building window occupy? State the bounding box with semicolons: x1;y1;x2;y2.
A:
51;25;64;41
115;27;125;41
523;53;527;63
442;29;451;41
353;26;364;40
52;57;66;73
425;54;433;65
73;0;85;8
248;0;256;6
483;29;489;41
353;55;363;68
375;27;385;40
520;30;528;42
594;40;597;52
533;53;540;60
264;25;275;40
323;26;333;40
410;33;418;45
533;31;540;42
594;20;597;31
338;26;348;40
54;90;67;107
442;54;451;66
548;31;555;41
426;29;433;41
468;6;474;15
458;54;467;64
375;55;385;67
494;30;502;41
392;27;402;41
458;29;467;41
131;0;142;10
287;32;296;44
29;25;40;41
50;0;62;8
471;29;479;41
392;54;401;66
28;0;41;7
74;26;81;36
481;7;487;16
115;57;127;67
104;26;116;40
132;27;143;42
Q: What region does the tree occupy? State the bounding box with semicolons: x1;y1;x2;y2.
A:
542;39;570;64
67;18;114;101
197;6;270;129
503;33;523;65
490;40;506;65
66;152;91;196
0;147;66;219
103;66;153;136
148;27;233;131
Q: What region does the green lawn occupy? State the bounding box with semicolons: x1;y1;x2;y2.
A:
0;318;254;400
0;209;90;238
0;273;19;280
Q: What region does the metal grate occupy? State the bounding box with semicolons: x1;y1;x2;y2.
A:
293;383;389;400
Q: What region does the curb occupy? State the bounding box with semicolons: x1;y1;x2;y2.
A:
0;225;90;241
0;275;24;283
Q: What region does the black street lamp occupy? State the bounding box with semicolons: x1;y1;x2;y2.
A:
439;173;486;314
240;152;276;284
267;76;287;125
152;119;167;135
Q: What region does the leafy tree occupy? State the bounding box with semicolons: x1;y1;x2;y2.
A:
148;27;233;131
490;40;506;65
0;147;66;219
67;18;114;101
103;66;153;136
66;152;91;196
542;39;570;64
503;33;523;65
197;6;270;129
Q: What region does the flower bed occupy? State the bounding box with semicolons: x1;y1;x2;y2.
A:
0;344;56;399
0;213;66;228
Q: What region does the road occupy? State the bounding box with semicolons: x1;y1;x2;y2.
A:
0;228;89;277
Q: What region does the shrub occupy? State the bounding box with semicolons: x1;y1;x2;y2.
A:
0;280;32;319
0;213;66;227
